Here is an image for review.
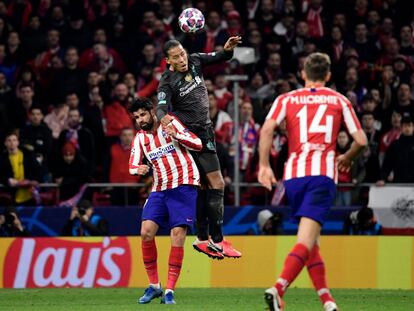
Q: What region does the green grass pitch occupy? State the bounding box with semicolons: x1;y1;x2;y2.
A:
0;288;413;310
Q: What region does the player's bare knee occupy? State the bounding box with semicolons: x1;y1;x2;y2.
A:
141;223;157;241
170;227;187;246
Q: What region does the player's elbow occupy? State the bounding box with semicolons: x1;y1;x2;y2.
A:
354;130;368;147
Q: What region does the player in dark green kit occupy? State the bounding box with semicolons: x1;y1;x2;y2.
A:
156;36;242;259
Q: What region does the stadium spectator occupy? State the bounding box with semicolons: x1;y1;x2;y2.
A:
103;82;133;142
236;101;260;175
395;83;414;118
0;72;13;138
53;142;88;201
336;131;353;206
361;112;381;182
343;207;382;235
62;13;92;52
65;92;81;110
9;83;36;129
0;131;41;205
22;15;47;60
83;86;105;168
56;108;95;177
52;47;86;103
109;127;140;205
399;25;414;58
33;29;64;90
0;206;28;237
61;199;108;236
351;23;378;63
44;103;69;139
20;106;53;181
256;209;283;235
379;110;402;165
377;116;414;185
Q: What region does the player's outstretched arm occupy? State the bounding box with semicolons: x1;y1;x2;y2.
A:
197;36;242;66
223;36;243;52
258;118;278;191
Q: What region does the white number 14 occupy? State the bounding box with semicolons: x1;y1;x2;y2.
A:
296;105;333;143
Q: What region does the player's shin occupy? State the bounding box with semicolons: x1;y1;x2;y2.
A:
167;246;184;290
141;239;159;285
307;245;335;305
275;243;310;297
206;188;224;243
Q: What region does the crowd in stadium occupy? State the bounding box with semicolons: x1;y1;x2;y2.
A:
0;0;413;208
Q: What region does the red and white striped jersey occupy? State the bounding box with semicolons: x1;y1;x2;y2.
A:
266;86;362;182
129;117;202;192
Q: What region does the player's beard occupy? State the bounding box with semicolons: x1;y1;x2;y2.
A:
140;117;154;131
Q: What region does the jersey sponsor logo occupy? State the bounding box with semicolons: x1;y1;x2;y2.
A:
185;73;193;82
147;142;176;160
179;76;202;97
290;95;338;105
157;92;166;101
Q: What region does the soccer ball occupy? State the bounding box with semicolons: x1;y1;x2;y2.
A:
178;8;205;33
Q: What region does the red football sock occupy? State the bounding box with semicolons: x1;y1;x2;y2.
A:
306;245;334;305
167;246;184;290
275;243;309;298
142;239;159;284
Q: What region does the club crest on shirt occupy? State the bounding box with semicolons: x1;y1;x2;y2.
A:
185;73;193;82
157;92;166;100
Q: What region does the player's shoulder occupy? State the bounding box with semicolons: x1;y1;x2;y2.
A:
160;69;173;82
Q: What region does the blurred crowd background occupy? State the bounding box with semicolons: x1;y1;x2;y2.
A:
0;0;413;209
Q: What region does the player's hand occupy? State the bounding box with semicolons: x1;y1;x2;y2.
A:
224;36;242;51
337;154;352;172
376;180;385;187
137;165;150;175
165;123;177;138
258;165;277;191
160;115;174;127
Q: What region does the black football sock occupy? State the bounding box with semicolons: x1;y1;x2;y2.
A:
207;188;224;243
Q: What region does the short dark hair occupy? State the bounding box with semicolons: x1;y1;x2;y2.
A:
19;82;33;90
304;52;331;82
163;39;182;57
128;97;153;113
401;115;413;125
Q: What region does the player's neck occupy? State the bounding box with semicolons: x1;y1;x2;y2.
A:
305;81;325;88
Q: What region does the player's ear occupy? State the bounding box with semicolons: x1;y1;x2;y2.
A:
325;71;332;82
165;56;170;65
301;70;306;81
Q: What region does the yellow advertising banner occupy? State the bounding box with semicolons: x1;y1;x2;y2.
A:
0;236;413;289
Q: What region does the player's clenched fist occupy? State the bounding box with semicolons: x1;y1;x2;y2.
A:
160;115;174;126
164;124;177;138
136;165;150;175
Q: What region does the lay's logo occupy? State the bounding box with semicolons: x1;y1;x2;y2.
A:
3;237;131;288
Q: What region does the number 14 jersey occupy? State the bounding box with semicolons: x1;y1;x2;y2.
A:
266;87;362;182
